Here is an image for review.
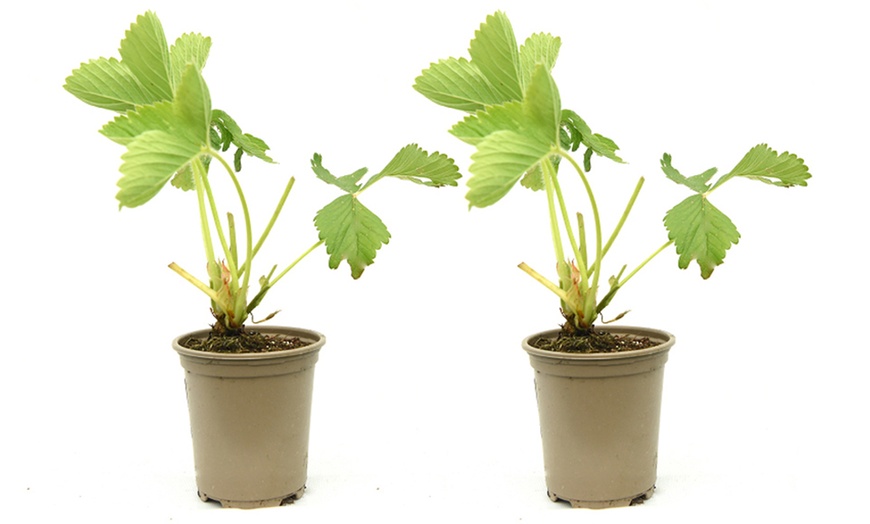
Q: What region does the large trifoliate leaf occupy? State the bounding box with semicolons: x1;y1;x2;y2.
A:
664;194;740;279
415;11;535;112
314;194;391;279
461;65;561;207
65;12;214;114
113;65;211;208
715;144;810;189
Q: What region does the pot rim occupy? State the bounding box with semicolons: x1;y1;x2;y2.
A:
522;325;675;362
172;325;325;362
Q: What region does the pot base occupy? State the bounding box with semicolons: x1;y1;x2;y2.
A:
548;485;654;509
198;486;305;509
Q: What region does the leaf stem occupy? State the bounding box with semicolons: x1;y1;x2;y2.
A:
168;262;231;312
547;157;587;283
518;262;570;303
191;157;217;275
542;158;566;268
619;240;674;288
559;150;604;321
211;150;255;317
590;176;645;269
269;239;326;288
248;176;296;268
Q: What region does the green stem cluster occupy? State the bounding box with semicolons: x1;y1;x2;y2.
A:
168;148;322;332
521;148;674;330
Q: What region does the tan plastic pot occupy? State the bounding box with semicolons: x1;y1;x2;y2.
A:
172;326;324;509
522;326;675;508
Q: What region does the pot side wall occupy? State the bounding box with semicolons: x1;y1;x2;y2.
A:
524;326;674;508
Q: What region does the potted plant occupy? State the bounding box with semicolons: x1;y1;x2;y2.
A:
414;11;810;508
64;11;459;508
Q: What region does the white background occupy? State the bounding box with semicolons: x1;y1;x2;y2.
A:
2;0;867;522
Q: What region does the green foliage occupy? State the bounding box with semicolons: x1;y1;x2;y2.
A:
662;145;809;278
664;194;740;279
416;11;811;332
313;146;460;278
66;12;460;334
315;195;391;279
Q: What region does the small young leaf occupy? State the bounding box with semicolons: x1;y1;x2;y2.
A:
520;165;545;191
211;110;273;164
118;11;173;103
561;110;623;164
311;154;367;193
468;11;523;103
368;144;461;188
314;194;391;279
719;144;810;188
664;194;741;279
660;153;717;193
170;165;195;191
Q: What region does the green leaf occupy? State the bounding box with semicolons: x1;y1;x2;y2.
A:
211;110;273;164
664;194;741;279
414;11;527;112
169;33;211;92
450;100;526;145
170;165;195;190
311;153;367;193
314;194;391;279
113;65;212;207
173;65;211;145
467;130;552;207
64;58;155;112
468;11;523;103
561;110;623;164
452;65;559;147
523;65;561;144
367;144;461;188
519;33;561;91
100;100;175;144
119;11;173;103
717;144;811;189
460;65;561;207
117;130;201;207
520;165;544;190
661;153;717;193
414;58;505;112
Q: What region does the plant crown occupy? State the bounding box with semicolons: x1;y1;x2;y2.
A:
65;12;460;334
414;11;810;333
